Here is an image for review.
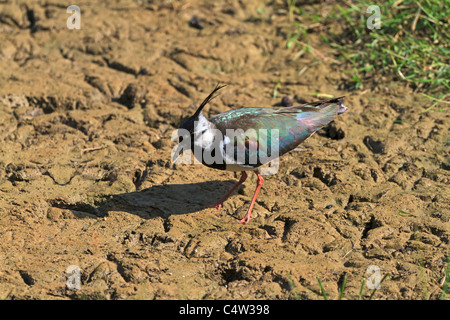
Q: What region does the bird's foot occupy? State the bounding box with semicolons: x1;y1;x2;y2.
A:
239;214;251;224
204;202;222;211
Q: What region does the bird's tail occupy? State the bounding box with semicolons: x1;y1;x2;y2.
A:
334;97;348;115
276;99;342;132
296;104;340;131
315;96;347;115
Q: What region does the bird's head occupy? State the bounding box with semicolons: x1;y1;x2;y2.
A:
172;83;226;162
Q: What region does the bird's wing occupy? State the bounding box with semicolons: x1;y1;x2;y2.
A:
209;102;340;166
283;96;345;110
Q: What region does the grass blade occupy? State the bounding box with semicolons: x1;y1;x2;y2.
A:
338;275;347;300
358;278;366;300
316;276;328;300
440;252;450;300
368;273;390;300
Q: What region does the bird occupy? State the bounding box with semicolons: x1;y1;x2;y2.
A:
173;84;347;224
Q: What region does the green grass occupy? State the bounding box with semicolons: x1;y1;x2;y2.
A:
285;0;449;93
316;276;328;300
273;79;282;98
293;262;449;299
338;275;347;300
440;251;450;300
301;273;389;300
358;278;366;300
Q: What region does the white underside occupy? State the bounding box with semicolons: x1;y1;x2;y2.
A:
225;163;256;172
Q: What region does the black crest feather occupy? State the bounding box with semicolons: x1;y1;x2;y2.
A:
193;83;227;117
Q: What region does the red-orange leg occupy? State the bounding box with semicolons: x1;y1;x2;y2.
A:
206;171;248;211
239;173;263;224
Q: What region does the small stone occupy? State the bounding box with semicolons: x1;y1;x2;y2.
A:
189;16;204;30
119;83;148;109
281;95;294;107
138;67;148;75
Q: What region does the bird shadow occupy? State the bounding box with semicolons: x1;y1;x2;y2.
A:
60;180;238;220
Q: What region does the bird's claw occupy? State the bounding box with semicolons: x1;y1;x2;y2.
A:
204;203;222;211
239;215;251;224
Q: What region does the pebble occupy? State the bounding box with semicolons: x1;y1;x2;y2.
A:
281;95;294;107
189;16;204;30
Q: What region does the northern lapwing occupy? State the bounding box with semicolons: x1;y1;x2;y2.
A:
173;84;347;224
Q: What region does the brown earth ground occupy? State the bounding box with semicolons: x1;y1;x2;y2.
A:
0;0;448;300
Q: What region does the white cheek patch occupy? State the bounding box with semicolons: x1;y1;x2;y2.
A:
193;113;217;149
199;129;215;146
194;114;210;134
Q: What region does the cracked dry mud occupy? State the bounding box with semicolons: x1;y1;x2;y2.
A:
0;1;448;300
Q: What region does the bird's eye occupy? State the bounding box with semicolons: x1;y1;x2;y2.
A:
179;136;184;143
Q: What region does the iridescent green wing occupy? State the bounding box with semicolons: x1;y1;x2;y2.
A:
210;102;339;167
